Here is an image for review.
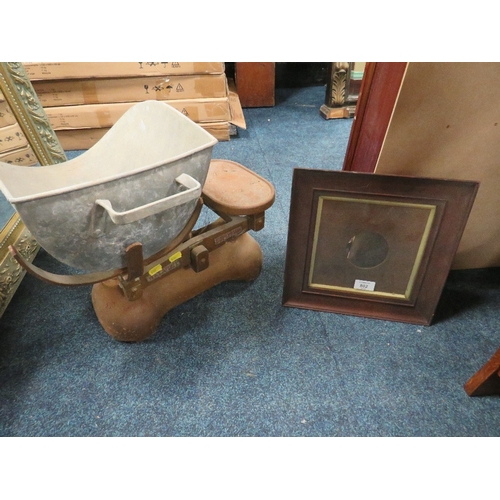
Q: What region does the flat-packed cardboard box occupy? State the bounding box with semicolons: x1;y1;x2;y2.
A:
23;62;225;80
0;144;38;166
45;98;233;130
56;121;231;150
33;74;229;107
0;123;27;154
227;80;246;130
0;100;16;128
202;122;231;141
55;128;108;150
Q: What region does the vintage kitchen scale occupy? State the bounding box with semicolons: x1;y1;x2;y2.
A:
0;101;275;341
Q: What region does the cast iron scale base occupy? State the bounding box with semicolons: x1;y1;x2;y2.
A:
10;160;275;341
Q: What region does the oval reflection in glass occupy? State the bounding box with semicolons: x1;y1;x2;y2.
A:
346;231;389;269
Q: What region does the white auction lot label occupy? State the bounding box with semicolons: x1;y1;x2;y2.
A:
354;279;376;292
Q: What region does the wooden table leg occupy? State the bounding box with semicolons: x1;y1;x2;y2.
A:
464;347;500;396
320;62;357;120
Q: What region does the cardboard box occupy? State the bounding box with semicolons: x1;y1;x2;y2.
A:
227;80;246;130
0;100;17;128
23;62;225;80
33;74;229;107
201;122;231;141
0;144;38;166
0;123;27;153
56;122;231;150
45;98;233;130
55;128;108;150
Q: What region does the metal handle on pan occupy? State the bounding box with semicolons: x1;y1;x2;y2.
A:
95;173;201;225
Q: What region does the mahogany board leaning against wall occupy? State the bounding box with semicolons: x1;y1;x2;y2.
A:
343;62;500;269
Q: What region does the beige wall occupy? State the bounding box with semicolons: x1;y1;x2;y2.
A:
353;62;366;73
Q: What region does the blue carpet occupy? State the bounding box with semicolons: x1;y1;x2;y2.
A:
1;86;499;437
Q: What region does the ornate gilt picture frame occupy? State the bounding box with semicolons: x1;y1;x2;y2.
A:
282;169;479;325
0;62;67;317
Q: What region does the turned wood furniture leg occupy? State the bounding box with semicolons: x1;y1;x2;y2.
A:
91;232;263;342
464;347;500;396
320;62;357;120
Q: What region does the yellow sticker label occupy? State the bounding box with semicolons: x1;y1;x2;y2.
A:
148;264;163;276
169;251;182;263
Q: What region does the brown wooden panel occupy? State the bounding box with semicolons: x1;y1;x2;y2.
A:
372;63;500;269
235;63;275;108
464;348;500;396
342;62;407;172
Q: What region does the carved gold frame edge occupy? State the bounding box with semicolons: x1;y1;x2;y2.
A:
0;62;67;318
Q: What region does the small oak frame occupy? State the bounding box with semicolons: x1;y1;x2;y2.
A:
282;169;479;325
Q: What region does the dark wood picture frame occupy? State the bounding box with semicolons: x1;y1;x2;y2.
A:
282;169;479;325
